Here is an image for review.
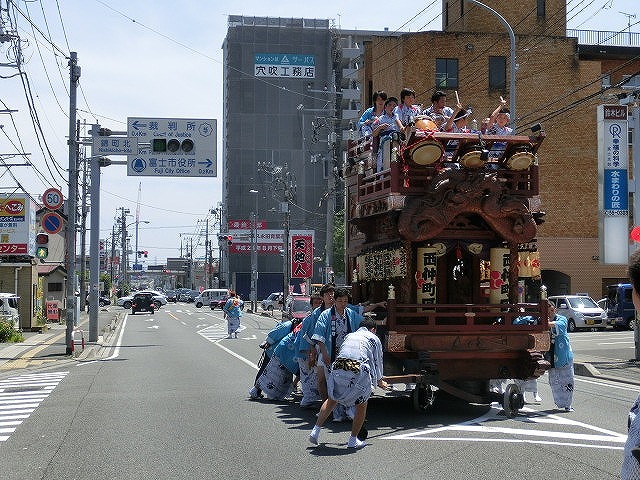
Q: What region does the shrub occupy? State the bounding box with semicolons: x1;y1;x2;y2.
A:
0;321;24;343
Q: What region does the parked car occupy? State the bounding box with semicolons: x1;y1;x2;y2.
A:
131;292;155;315
261;292;283;313
604;283;636;330
211;296;246;311
85;294;111;307
0;293;19;328
281;294;311;322
195;288;229;308
547;295;607;332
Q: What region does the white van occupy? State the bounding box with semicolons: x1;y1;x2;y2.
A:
0;293;19;329
547;295;607;332
194;289;229;308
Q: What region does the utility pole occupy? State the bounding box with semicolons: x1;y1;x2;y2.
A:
65;51;80;355
79;130;88;313
110;224;116;288
205;218;210;289
120;207;130;289
88;124;101;342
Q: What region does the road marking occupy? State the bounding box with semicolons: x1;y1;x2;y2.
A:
384;405;626;451
147;325;159;329
0;371;68;442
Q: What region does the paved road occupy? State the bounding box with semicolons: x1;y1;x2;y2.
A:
0;304;636;479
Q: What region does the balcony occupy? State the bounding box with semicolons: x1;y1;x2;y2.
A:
567;28;640;47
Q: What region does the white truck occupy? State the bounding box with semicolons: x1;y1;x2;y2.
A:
0;293;19;329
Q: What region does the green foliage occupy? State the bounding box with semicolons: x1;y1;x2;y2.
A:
0;321;24;343
333;210;345;278
100;273;112;294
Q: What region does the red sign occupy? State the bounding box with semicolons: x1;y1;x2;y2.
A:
46;301;59;321
290;234;313;278
603;105;627;120
0;244;27;254
228;219;267;230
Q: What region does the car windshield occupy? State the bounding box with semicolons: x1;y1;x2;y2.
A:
567;297;598;309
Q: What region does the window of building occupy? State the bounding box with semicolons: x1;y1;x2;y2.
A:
48;282;63;292
537;0;545;18
435;58;458;89
489;56;506;91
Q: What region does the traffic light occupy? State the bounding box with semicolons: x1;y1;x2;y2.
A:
144;251;148;258
35;233;48;259
151;138;195;154
218;235;233;246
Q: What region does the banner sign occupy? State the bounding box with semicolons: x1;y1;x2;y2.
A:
0;194;36;255
489;248;510;304
355;247;407;282
290;234;313;278
254;53;315;78
416;247;438;304
597;104;629;264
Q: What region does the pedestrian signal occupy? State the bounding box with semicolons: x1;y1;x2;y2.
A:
35;233;49;259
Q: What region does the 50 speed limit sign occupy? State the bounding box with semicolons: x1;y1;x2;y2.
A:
42;187;63;210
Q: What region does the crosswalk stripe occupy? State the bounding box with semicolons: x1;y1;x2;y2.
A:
0;371;68;442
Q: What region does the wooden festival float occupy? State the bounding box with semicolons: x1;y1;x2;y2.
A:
345;116;551;416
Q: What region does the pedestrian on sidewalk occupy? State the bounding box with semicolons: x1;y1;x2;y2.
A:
621;249;640;479
222;291;243;339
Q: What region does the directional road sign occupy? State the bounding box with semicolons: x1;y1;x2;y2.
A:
41;211;64;234
92;137;139;155
126;117;217;178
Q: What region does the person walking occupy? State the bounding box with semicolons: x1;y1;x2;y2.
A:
308;317;389;449
547;301;574;412
222;291;243;339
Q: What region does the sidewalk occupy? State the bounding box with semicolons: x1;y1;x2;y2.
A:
0;307;124;373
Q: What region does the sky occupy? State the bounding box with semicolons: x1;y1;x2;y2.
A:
0;0;638;265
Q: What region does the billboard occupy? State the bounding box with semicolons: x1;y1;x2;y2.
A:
597;105;629;264
0;194;36;256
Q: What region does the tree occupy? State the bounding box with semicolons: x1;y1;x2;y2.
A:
332;209;345;281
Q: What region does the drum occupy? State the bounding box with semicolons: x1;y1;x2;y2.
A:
414;115;438;131
458;144;487;169
505;148;535;170
409;138;444;165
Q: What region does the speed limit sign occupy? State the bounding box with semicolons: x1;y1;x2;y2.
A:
42;187;64;210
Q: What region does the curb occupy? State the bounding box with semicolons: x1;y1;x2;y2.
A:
574;361;640;386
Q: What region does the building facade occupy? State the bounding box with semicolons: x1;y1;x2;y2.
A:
222;3;640;301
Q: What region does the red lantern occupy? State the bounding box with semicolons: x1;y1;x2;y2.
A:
631;226;640;242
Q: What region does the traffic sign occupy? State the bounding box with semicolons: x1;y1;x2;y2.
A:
41;212;63;234
126;117;217;178
42;187;63;210
92;137;139;155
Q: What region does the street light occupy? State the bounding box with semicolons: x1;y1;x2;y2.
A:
249;189;258;313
